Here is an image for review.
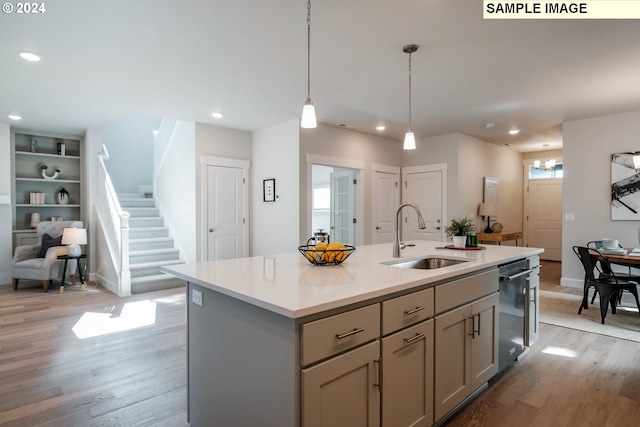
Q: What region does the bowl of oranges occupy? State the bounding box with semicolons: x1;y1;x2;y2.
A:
298;241;356;266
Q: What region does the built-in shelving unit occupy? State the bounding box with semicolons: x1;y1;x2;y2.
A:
11;129;85;248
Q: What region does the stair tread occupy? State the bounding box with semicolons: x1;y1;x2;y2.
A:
130;248;180;256
131;273;184;284
129;259;184;270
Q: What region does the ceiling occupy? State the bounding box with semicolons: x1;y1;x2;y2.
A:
1;1;639;152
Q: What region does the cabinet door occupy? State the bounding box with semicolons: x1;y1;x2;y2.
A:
470;293;499;389
434;304;471;421
381;320;434;427
302;340;380;427
526;256;540;346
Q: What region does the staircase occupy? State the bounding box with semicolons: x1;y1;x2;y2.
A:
118;193;185;293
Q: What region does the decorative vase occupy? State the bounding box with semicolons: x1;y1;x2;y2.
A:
452;235;467;248
56;188;69;205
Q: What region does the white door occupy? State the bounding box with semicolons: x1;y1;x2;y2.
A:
206;164;247;261
372;171;399;244
402;171;443;241
527;178;562;261
330;170;356;244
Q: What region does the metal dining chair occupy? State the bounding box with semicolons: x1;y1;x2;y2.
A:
574;245;640;324
586;240;640;305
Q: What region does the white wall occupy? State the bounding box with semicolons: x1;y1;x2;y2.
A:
101;113;160;194
155;121;197;264
562;110;640;286
252;119;300;256
300;124;402;245
195;122;252;260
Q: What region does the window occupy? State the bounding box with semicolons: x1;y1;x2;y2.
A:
313;187;330;210
529;163;563;179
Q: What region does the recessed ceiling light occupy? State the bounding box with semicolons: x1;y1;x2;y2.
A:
211;112;223;119
19;51;41;62
509;129;520;135
8;115;22;120
376;125;386;131
152;130;159;135
484;122;495;128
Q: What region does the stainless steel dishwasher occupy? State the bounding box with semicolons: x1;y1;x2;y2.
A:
498;259;532;373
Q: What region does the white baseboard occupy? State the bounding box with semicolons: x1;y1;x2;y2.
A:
561;277;582;288
95;273;132;297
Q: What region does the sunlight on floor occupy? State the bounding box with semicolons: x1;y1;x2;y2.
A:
541;346;578;358
72;300;157;339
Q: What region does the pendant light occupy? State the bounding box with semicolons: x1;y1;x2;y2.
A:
403;44;418;150
300;0;317;128
534;144;556;170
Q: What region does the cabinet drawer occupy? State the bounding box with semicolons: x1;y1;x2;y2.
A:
435;269;498;314
301;304;380;366
382;287;434;335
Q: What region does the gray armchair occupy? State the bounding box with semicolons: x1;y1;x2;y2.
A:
12;220;84;292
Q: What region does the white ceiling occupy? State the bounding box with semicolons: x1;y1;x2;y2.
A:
2;1;639;152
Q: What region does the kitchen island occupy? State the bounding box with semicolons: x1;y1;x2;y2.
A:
163;241;543;427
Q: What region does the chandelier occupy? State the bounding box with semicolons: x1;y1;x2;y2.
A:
534;144;556;170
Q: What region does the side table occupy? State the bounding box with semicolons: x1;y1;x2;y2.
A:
57;254;87;294
477;231;523;246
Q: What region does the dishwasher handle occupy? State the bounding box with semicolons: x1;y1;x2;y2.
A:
501;268;533;282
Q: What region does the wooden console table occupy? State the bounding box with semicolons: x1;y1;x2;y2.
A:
477;231;523;246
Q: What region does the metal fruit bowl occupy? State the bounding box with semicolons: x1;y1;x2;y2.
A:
298;245;356;266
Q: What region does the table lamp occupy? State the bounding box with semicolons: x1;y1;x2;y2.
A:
62;227;87;257
478;203;497;233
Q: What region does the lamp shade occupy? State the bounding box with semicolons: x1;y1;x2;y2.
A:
478;203;497;217
403;131;416;150
62;227;87;257
301;101;317;128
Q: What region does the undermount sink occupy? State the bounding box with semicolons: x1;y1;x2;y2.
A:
383;257;468;270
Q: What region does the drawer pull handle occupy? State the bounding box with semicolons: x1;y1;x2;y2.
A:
404;332;425;344
336;327;365;340
404;306;425;316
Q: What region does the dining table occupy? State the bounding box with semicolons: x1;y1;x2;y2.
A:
597;248;640;268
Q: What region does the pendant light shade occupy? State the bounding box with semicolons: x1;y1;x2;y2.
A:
301;0;317;129
403;131;416;150
301;99;317;128
403;44;418;150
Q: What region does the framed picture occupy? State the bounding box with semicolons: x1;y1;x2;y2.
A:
263;178;276;202
611;152;640;220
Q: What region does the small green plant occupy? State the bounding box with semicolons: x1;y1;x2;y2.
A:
444;217;476;237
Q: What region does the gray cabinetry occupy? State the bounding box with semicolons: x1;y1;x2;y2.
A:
433;269;499;421
525;255;540;346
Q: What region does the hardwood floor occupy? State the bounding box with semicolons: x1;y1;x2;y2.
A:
3;262;640;426
444;261;640;427
0;281;188;427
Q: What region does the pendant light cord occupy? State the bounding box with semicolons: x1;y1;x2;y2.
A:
307;0;311;101
408;51;412;132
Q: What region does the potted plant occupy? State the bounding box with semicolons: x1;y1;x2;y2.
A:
445;217;476;248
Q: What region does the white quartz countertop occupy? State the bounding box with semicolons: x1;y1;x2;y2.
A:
162;242;543;319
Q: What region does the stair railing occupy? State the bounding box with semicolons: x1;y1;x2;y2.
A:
97;145;131;295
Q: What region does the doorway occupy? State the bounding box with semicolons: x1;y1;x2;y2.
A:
201;156;249;261
524;161;563;261
401;165;446;242
307;155;364;246
311;164;358;245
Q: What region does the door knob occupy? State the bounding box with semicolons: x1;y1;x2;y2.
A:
209;228;217;233
436;226;441;230
375;226;381;230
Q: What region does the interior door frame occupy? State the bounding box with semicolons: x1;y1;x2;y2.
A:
372;163;401;244
401;163;447;242
200;155;250;261
522;157;563;252
306;154;365;246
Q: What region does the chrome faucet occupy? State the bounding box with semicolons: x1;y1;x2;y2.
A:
393;202;427;257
